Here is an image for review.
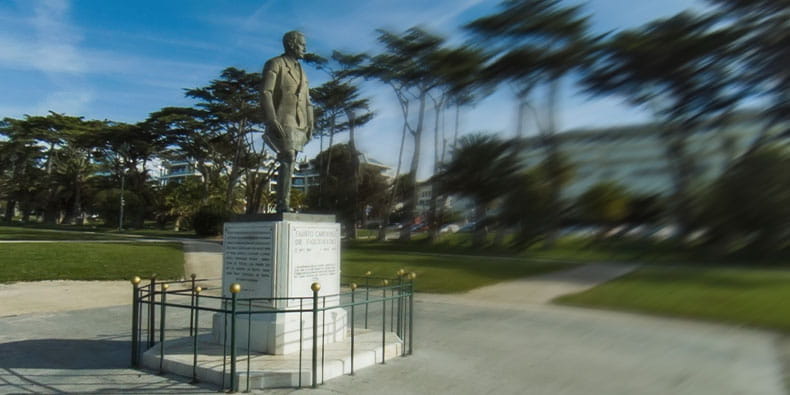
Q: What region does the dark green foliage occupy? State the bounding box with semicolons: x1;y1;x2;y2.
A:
465;0;593;90
306;144;389;236
699;148;790;253
436;133;521;246
577;182;631;226
93;189;144;228
192;204;232;237
708;0;790;137
582;11;744;238
625;195;666;225
500;170;554;247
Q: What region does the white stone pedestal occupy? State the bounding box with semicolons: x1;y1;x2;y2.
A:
211;309;347;354
212;213;344;355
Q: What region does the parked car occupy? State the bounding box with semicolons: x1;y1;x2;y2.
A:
439;224;460;233
458;222;477;233
410;223;428;232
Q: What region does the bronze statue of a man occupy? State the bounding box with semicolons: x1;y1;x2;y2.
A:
261;30;314;212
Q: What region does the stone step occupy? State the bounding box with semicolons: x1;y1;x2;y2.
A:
141;329;404;390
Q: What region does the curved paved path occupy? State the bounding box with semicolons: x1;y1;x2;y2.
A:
419;262;639;307
0;239;223;317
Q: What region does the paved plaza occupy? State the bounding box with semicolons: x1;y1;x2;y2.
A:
0;240;786;394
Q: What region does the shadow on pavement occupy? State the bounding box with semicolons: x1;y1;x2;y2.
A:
0;339;131;369
0;338;216;393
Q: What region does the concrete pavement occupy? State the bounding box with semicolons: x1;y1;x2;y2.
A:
0;294;784;394
0;240;786;394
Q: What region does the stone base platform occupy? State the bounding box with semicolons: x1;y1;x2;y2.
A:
211;309;347;355
141;329;403;390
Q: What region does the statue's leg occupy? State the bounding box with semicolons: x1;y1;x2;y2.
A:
277;150;296;212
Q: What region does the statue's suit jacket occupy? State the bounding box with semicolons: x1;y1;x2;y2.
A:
261;55;312;153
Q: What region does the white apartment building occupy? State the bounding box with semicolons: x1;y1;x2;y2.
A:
158;160;202;185
521;111;784;199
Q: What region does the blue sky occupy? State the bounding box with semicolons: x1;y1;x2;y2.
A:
0;0;705;177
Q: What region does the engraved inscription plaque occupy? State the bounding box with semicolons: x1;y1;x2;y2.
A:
222;222;276;299
288;222;341;305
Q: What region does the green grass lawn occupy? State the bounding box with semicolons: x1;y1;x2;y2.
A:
556;266;790;333
341;248;576;293
0;224;200;240
347;235;687;263
0;242;184;283
0;226;133;240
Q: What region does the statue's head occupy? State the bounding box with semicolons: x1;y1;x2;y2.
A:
282;31;306;59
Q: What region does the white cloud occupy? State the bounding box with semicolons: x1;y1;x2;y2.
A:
30;0;86;73
0;0;85;74
36;89;94;115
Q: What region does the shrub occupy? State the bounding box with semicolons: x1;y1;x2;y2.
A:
699;147;790;254
192;204;231;237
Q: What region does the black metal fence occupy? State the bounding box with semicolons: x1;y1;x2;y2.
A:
130;271;415;392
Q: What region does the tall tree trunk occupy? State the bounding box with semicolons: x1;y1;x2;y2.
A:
3;200;15;222
347;110;359;240
472;202;486;248
516;100;527;138
662;126;693;240
542;78;562;249
428;96;445;242
70;176;83;225
401;91;428;241
378;122;409;241
225;123;247;211
197;162;210;205
43;141;58;224
320;116;338;209
21;202;32;222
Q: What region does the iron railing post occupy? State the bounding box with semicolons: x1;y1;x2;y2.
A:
131;276;141;367
191;286;202;384
229;283;240;392
311;282;321;389
381;279;388;364
395;269;406;338
299;298;303;388
189;273;196;336
158;283;168;374
148;275;157;347
246;299;252;393
364;271;371;329
409;273;415;355
350;283;357;375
